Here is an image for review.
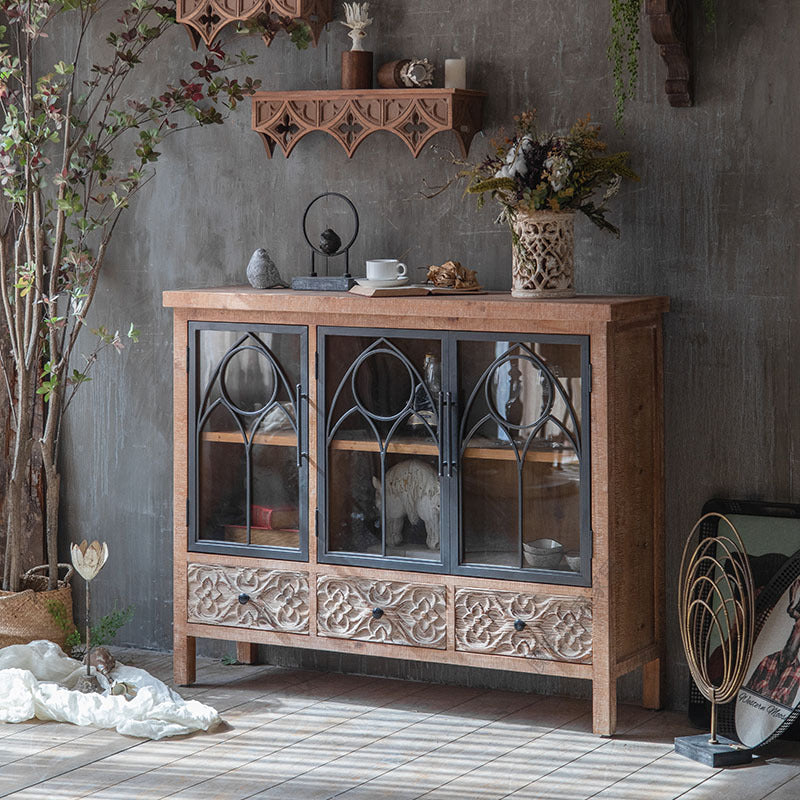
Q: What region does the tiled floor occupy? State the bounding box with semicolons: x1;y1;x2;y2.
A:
1;649;799;799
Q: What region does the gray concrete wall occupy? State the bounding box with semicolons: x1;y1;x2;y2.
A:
61;0;799;709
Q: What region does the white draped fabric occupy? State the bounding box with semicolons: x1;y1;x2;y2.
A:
0;640;221;739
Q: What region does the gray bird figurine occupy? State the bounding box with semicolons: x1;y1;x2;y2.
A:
246;248;287;289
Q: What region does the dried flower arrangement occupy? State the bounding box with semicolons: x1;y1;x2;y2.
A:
426;261;479;290
463;111;639;236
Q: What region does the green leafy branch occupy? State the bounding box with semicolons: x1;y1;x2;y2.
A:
608;1;718;130
608;0;642;130
47;599;135;658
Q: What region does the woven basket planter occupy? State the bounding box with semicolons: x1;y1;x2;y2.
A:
511;210;576;298
0;564;74;649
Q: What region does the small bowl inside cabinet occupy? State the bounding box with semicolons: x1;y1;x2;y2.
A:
522;538;564;569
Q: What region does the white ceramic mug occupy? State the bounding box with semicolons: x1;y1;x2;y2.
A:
366;259;408;281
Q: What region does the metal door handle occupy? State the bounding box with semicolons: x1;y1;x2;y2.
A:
446;391;456;478
295;383;308;468
438;391;446;477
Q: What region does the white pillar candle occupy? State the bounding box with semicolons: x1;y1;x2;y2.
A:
444;58;466;90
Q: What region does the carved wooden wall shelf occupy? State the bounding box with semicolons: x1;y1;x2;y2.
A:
251;88;487;159
646;0;692;107
177;0;333;49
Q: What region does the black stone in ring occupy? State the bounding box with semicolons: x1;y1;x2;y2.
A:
302;192;359;258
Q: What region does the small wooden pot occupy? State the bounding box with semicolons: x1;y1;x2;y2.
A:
377;59;411;88
342;51;373;90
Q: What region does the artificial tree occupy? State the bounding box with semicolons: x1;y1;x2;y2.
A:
0;0;260;593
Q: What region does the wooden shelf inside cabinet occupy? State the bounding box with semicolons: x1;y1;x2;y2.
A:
177;0;333;50
464;440;578;466
331;436;578;465
251;88;487;159
202;431;296;447
200;430;576;464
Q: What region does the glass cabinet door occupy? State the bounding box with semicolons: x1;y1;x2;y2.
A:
189;323;308;560
318;329;447;572
455;334;590;584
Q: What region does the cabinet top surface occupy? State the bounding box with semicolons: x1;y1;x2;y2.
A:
252;88;488;99
163;287;669;323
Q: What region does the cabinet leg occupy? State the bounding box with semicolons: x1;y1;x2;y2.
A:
592;678;617;737
237;641;259;665
174;634;196;686
642;657;663;710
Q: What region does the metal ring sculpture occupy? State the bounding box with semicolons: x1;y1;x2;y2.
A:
302;192;359;278
678;512;755;744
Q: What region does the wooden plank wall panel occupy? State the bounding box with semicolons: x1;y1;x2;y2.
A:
610;320;660;664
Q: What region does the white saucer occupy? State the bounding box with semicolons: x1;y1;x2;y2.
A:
355;277;410;289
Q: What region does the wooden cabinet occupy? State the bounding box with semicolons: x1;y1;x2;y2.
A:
164;288;668;735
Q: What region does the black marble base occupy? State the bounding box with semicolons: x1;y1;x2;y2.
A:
674;734;755;767
291;276;355;292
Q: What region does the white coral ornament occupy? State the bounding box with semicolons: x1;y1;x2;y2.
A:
400;58;434;88
70;539;109;581
341;2;373;51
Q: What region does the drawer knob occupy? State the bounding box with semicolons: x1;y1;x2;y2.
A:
372;607;384;619
238;593;251;605
513;618;526;632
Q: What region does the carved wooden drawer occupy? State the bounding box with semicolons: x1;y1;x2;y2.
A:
187;563;309;634
316;575;447;650
455;588;592;663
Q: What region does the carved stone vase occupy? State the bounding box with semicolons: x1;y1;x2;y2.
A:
510;210;576;299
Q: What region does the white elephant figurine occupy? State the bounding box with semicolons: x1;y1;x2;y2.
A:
372;460;440;550
255;401;294;433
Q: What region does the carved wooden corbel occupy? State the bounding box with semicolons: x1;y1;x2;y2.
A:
646;0;693;107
